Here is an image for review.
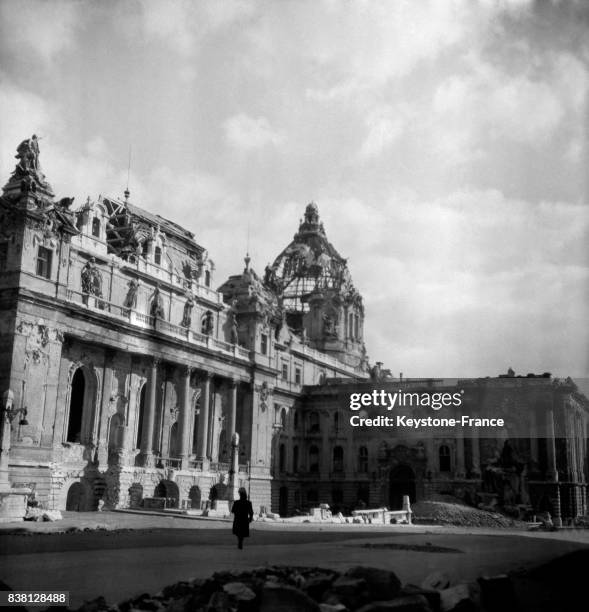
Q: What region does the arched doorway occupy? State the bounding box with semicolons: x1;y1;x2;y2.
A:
279;486;288;517
154;480;180;508
67;369;86;443
66;482;87;511
189;486;202;509
389;464;416;510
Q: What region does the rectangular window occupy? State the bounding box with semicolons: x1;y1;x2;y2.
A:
261;333;268;355
36;246;52;279
295;367;301;385
0;243;7;272
281;363;288;381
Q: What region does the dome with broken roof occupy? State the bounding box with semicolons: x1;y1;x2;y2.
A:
264;202;361;315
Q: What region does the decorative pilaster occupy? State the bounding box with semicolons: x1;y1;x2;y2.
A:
178;366;193;469
228;379;238;440
138;357;159;467
196;372;212;462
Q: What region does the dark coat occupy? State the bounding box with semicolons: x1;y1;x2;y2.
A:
231;499;254;538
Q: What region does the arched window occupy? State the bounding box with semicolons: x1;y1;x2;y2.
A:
309;411;319;433
67;369;85;443
279;443;286;473
358;446;368;473
309;445;319;472
293;445;299;473
141;241;148;258
280;407;287;429
439;445;451;472
333;411;339;432
154;246;162;265
91;217;101;238
136;384;147;449
333;446;344;472
354;314;359;339
349;312;354;339
204;270;211;287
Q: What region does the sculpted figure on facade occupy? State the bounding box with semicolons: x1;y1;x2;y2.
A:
81;258;103;303
150;285;165;320
322;311;338;337
15;134;40;174
202;310;214;335
228;310;239;344
124;279;139;309
181;293;194;328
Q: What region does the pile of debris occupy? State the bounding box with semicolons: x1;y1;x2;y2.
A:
64;564;524;612
412;500;521;528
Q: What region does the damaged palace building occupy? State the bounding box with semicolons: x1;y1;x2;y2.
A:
0;136;588;525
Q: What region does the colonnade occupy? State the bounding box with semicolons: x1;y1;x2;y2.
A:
136;359;239;469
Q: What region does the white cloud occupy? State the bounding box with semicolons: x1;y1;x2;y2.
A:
319;190;589;377
359;106;407;160
223;114;284;150
137;0;254;57
0;0;78;62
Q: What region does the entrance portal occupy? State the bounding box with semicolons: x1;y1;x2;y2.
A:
154;480;180;508
389;465;416;510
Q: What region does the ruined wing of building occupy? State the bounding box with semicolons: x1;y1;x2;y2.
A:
0;137;587;525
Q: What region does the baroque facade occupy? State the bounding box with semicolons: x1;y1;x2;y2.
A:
0;136;587;525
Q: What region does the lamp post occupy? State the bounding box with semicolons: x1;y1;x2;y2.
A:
227;432;240;501
1;390;28;487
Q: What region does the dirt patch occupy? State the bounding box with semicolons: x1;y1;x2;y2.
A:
412;500;523;528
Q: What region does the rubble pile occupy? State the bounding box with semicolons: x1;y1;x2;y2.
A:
412;500;521;528
65;564;521;612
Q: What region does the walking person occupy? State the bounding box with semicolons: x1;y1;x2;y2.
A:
231;488;254;549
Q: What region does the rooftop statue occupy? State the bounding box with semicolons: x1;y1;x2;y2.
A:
15;135;41;174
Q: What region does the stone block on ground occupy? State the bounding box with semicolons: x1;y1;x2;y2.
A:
439;583;479;612
345;566;402;600
421;571;451;591
260;583;320;612
42;510;63;521
222;582;256;602
303;574;337;601
324;576;369;610
400;584;441;611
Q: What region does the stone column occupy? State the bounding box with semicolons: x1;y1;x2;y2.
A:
455;434;465;479
139;357;159;467
0;390;14;487
178;366;192;469
196;372;212;462
228;379;238;440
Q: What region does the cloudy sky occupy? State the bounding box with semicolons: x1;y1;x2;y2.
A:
1;0;588;379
